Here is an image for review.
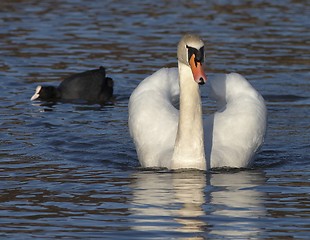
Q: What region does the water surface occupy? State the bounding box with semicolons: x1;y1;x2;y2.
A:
0;0;309;239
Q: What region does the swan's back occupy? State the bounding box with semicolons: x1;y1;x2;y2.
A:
206;73;267;168
128;68;180;168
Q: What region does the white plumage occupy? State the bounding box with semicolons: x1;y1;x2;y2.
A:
204;73;267;168
128;35;267;170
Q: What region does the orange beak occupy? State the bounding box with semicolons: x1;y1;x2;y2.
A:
189;54;207;85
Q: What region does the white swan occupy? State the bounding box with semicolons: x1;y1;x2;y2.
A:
128;34;267;170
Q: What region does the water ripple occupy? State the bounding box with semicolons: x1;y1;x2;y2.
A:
0;0;309;239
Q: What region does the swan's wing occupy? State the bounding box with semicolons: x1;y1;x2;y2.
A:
204;73;267;168
129;68;179;168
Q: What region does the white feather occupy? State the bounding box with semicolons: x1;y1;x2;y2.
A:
128;35;267;170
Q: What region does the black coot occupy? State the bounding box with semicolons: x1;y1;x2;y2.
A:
31;66;114;104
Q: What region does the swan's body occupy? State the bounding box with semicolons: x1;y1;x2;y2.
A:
128;35;267;170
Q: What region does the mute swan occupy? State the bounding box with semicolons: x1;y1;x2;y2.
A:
128;34;267;170
31;66;114;104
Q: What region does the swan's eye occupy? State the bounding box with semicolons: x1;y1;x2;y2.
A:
186;45;204;64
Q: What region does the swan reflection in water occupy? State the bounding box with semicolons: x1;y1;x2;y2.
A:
129;170;266;239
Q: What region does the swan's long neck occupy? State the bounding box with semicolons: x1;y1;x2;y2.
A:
170;61;206;170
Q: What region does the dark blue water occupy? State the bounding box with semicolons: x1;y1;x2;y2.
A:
0;1;309;239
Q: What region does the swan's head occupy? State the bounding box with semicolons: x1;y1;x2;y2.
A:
177;34;207;85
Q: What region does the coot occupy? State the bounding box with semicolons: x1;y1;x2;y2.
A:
31;66;114;104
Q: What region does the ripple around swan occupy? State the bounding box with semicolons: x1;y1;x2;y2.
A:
0;0;309;239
